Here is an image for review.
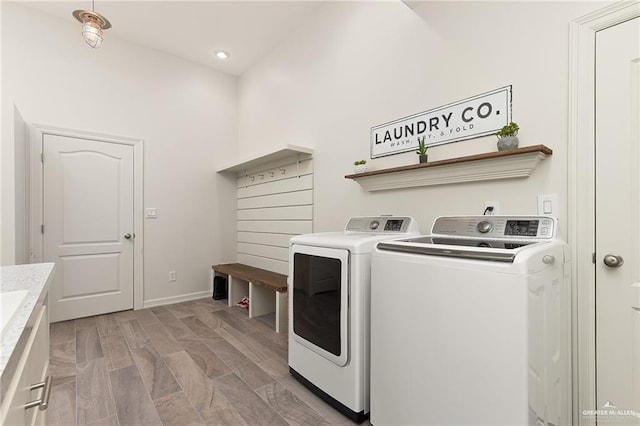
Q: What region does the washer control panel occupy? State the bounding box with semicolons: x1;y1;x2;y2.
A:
431;216;556;239
345;216;417;234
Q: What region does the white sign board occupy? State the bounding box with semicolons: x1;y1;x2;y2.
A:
370;86;512;158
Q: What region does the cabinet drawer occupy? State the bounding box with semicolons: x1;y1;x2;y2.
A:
0;304;49;426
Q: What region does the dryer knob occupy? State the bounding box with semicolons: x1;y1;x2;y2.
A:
477;220;493;233
542;255;555;265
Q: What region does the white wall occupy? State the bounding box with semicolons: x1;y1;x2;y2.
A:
13;105;28;265
238;1;611;237
1;105;16;265
1;3;238;304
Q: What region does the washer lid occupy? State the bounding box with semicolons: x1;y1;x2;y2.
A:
377;237;542;262
376;215;561;262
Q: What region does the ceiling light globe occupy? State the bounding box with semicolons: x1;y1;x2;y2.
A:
82;20;103;48
215;51;229;60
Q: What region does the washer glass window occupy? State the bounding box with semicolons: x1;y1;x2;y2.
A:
293;253;343;356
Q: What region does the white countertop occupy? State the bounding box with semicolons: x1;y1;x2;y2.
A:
0;263;54;391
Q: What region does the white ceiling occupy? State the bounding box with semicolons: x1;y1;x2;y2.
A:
21;1;325;76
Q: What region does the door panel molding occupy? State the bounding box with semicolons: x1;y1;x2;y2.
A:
569;2;640;424
29;124;144;311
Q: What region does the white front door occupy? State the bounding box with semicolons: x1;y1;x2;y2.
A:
595;16;640;418
43;134;135;322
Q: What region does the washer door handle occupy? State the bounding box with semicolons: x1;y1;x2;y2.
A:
603;254;624;268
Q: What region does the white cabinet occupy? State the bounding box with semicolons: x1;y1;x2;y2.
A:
0;302;50;426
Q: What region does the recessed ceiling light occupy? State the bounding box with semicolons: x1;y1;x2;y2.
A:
215;51;230;60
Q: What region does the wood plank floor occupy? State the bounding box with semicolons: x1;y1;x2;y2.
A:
48;298;369;426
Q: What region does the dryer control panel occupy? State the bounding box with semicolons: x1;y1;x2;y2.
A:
345;216;418;234
431;216;557;239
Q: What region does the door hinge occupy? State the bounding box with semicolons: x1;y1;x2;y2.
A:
592;252;596;264
40;153;44;163
41;224;44;234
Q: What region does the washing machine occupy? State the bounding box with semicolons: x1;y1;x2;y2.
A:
289;216;420;423
370;216;571;426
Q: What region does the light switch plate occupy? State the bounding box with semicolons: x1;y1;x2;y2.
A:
146;208;158;219
537;194;558;217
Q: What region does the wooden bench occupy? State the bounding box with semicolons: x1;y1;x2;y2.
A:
212;263;288;333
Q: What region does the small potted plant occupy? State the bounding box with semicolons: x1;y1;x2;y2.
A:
353;160;367;173
496;122;520;151
416;136;428;163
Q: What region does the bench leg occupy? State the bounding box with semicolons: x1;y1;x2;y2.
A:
249;282;276;318
227;275;233;308
275;291;287;334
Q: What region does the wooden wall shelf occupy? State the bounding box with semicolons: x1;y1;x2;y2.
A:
345;145;552;192
217;144;313;173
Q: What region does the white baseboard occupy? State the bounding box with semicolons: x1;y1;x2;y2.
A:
142;290;212;309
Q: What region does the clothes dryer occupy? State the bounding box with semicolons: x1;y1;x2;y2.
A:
289;216;419;423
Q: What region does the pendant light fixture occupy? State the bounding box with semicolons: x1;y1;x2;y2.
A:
72;0;111;48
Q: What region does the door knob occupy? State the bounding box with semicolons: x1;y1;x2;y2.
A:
603;254;623;268
124;233;132;240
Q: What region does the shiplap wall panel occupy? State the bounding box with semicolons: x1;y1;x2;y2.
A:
237;190;313;210
237;205;312;221
238;174;313;199
235;156;313;276
237;243;289;262
237;254;289;275
242;157;313;179
237;232;294;247
237;220;312;235
237;159;313;188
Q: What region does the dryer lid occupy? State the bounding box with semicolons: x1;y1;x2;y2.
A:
289;216;420;253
